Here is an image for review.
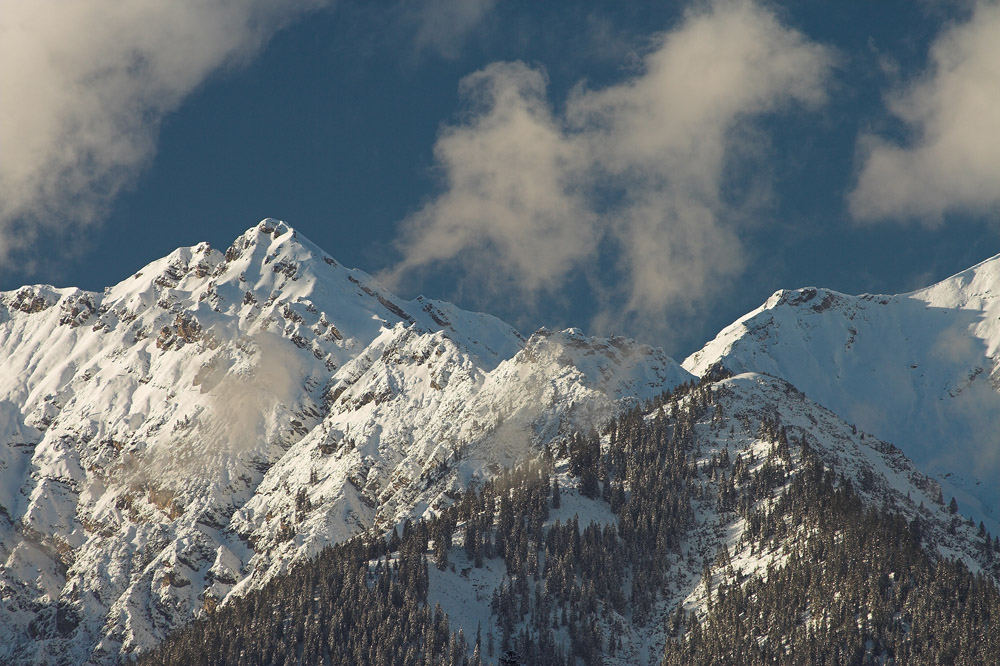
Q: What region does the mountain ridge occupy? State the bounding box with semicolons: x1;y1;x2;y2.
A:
3;220;1000;663
0;219;690;664
139;367;1000;666
684;252;1000;531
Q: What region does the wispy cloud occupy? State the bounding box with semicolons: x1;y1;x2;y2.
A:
0;0;328;266
409;0;496;59
130;331;309;490
384;0;833;337
850;1;1000;224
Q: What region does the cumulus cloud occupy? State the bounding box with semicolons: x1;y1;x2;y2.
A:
0;0;327;263
385;0;832;334
388;63;600;297
850;1;1000;223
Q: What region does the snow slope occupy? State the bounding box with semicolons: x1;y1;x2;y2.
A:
684;254;1000;528
428;371;997;666
0;220;690;664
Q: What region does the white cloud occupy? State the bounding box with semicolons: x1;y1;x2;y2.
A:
386;62;599;300
386;0;832;334
0;0;327;264
850;1;1000;223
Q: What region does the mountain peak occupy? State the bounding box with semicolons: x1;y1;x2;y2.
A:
223;218;325;271
684;250;1000;531
253;217;294;236
233;218;299;248
913;251;1000;310
763;286;857;312
0;217;699;663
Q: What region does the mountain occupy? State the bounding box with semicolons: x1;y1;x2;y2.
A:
139;370;1000;665
684;255;1000;530
5;220;1000;665
0;220;690;664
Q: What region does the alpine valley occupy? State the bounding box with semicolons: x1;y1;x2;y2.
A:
2;220;1000;665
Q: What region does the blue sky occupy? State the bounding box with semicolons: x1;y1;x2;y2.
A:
2;0;999;356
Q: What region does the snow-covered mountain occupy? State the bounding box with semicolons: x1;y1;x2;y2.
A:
427;371;999;665
7;219;1000;664
684;254;1000;530
142;368;1000;666
0;220;691;664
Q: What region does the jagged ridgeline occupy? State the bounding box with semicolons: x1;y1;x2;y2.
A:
138;373;1000;666
0;220;693;664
